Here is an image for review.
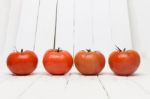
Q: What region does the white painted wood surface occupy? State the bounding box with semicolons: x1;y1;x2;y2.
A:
0;0;150;99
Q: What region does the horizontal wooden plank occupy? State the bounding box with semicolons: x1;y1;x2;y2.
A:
19;74;70;99
0;74;40;99
65;74;108;99
98;74;150;99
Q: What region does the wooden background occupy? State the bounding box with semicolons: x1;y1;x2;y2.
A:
0;0;150;99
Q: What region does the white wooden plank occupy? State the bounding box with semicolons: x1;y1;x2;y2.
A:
0;74;40;99
0;0;11;73
0;74;12;84
92;0;113;56
16;0;39;50
110;0;132;48
74;0;93;53
0;0;10;55
4;0;22;54
19;74;70;99
34;0;57;72
65;74;108;99
127;74;150;95
98;75;150;99
55;0;74;54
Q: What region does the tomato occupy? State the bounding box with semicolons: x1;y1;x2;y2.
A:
109;46;140;76
74;49;105;75
7;49;38;75
43;48;73;75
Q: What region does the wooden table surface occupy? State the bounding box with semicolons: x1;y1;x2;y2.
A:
0;61;150;99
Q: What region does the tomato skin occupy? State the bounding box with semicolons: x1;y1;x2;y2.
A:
74;50;105;75
109;50;140;76
43;49;73;75
7;50;38;75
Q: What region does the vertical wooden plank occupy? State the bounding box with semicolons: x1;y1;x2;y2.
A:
110;0;132;48
55;0;74;54
92;0;113;56
34;0;56;51
74;0;93;54
15;0;39;50
0;0;10;55
1;0;22;73
0;0;11;73
4;0;22;54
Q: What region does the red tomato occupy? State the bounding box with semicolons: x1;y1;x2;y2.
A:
43;48;73;75
109;47;140;76
74;49;105;75
7;49;38;75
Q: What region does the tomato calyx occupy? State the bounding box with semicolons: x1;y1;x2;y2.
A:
56;48;61;52
123;48;126;51
115;45;126;52
21;49;24;53
86;49;91;52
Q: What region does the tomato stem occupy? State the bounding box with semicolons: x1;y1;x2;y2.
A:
115;45;122;52
21;49;23;53
57;48;61;52
123;48;126;51
86;49;91;52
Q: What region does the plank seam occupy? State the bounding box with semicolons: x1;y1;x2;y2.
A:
33;0;41;51
65;73;72;89
16;76;41;99
72;0;76;56
97;76;111;99
53;0;59;49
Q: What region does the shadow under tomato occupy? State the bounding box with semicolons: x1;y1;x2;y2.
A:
7;72;39;77
98;72;147;77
